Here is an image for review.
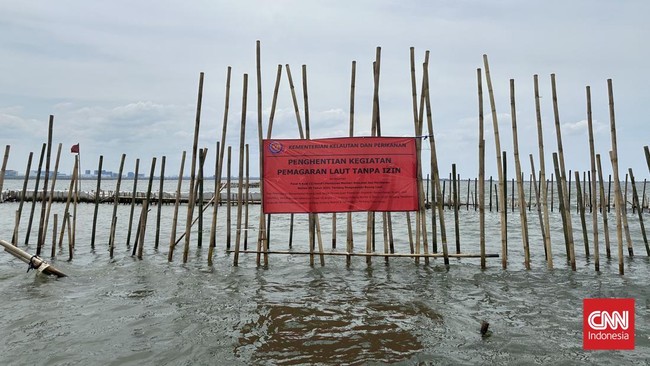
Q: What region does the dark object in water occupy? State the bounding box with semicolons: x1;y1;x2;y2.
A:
480;320;490;336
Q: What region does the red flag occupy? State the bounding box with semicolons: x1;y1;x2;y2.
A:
70;143;79;154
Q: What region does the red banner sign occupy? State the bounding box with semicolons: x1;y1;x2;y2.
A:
263;137;419;213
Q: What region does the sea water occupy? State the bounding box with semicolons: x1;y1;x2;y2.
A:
1;179;649;365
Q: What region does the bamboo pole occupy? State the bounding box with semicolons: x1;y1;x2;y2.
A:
262;65;282;253
509;79;530;269
136;199;149;259
244;144;250;250
477;68;486;269
208;143;220;265
551;74;575;258
155;156;166;249
51;214;57;258
553;153;576;270
628;168;649;255
126;158;140;247
37;116;53;254
575;171;590;256
424;56;448;267
13;151;33;244
234;74;249;266
109;154;126;259
452;164;460;254
256;42;268;267
133;157;156;257
284;63;304;259
42;143;62;252
533;75;553;269
197;149;206;248
416;55;430;264
72;154;79;250
25;143;46;245
226;146;232;250
66;212;72;260
503;151;508;255
183;72;205;264
346;60;356;265
645;146;650;173
302;64;325;266
529;155;548;260
13;210;19;246
58;158;78;251
607;79;633;257
210;66;231;252
167;151;186;261
483;55;507;269
586;86;599;271
90;155;103;250
0;145;9;203
609;151;624;274
596;155;611;258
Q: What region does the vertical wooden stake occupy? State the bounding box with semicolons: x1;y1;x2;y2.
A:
51;214;57;258
226;146;232;250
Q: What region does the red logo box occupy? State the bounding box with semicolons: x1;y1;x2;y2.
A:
583;298;634;350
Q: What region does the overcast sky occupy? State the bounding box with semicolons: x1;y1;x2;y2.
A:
1;0;648;181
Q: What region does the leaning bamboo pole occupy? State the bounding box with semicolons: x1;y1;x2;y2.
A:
133;157;156;257
550;74;575;262
529;155;547;259
483;55;507;268
607;79;633;257
109;154;126;259
509;80;530;269
423;53;449;267
644;146;650;173
25;143;46;245
628;168;649;255
575;172;590;257
42;143;62;250
233;74;249;266
58;157;78;251
553;153;576;270
167;151;186;261
586;86;600;271
37;116;53;254
183;72;205;264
